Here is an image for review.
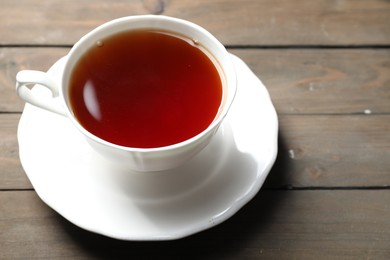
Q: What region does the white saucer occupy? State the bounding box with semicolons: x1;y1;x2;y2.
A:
17;54;278;240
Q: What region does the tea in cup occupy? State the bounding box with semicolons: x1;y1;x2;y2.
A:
16;15;237;171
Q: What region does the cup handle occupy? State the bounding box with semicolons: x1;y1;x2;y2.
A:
16;70;67;116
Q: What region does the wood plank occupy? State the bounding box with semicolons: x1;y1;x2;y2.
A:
1;190;389;259
231;49;390;114
2;113;389;189
0;47;69;112
264;114;390;188
0;114;32;189
2;48;390;114
1;0;389;46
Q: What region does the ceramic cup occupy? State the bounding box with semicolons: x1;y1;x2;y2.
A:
16;15;237;172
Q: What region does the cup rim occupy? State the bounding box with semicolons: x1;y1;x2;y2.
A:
61;15;237;153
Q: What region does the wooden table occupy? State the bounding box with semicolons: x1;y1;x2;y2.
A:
1;1;389;258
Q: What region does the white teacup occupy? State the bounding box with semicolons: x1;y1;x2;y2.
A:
16;15;237;172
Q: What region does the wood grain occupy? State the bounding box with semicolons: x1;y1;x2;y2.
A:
1;190;389;259
2;48;390;114
232;49;390;114
2;113;389;190
265;114;390;188
0;47;69;112
0;114;32;190
1;0;389;46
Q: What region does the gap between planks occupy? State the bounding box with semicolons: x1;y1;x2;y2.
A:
2;186;390;192
0;44;390;49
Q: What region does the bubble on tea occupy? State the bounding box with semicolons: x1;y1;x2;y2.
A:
96;40;104;47
192;38;200;46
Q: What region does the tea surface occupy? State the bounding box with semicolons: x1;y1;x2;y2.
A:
69;30;222;148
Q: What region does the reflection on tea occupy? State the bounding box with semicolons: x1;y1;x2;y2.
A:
69;30;222;148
